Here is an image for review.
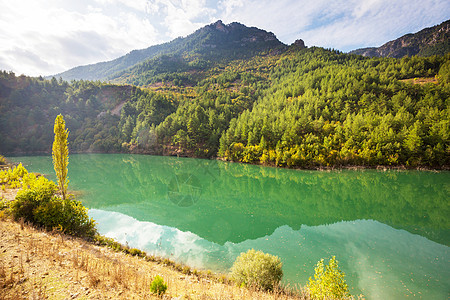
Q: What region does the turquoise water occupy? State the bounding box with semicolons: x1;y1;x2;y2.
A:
10;154;450;299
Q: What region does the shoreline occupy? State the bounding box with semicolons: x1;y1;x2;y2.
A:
4;152;449;172
0;218;302;299
0;185;305;299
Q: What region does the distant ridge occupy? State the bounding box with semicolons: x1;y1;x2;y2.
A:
50;19;450;83
52;20;286;82
350;20;450;58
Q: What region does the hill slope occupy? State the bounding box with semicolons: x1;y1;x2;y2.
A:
2;47;449;168
1;20;449;169
53;20;286;82
350;19;450;58
0;218;299;299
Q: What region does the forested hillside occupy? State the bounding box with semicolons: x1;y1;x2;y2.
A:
1;45;449;168
54;20;285;82
0;73;176;154
219;49;450;167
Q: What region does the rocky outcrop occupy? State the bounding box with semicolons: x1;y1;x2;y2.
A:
203;20;280;45
292;39;306;48
350;19;449;58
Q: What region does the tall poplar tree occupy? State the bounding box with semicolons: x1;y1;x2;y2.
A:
52;114;69;200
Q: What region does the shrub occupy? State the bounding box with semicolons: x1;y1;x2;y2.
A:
0;163;28;187
182;265;191;275
11;177;56;223
128;248;144;257
150;275;167;296
10;173;96;238
94;235;123;251
308;256;350;300
0;155;6;165
34;196;97;238
230;249;283;291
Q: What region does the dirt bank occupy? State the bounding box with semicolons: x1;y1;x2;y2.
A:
0;219;303;299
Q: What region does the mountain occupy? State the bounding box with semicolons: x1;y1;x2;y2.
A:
2;45;449;168
350;19;450;58
53;20;287;82
1;21;449;169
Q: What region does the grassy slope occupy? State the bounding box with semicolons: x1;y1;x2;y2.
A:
0;218;306;300
0;167;304;299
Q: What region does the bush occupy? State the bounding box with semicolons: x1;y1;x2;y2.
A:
94;235;123;251
0;163;28;187
230;249;283;291
308;256;350;300
11;177;56;222
10;174;96;238
0;155;6;165
150;275;167;296
34;196;96;238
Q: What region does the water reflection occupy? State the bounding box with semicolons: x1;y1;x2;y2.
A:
13;154;450;246
74;155;449;246
90;209;449;300
11;154;450;299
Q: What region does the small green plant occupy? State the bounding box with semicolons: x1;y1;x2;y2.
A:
308;256;350;300
128;248;144;257
95;235;126;252
182;265;191;275
0;197;10;219
230;248;283;291
150;275;167;296
0;163;28;188
0;155;7;165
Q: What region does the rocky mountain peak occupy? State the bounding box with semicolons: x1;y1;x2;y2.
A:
53;20;287;81
350;19;449;58
213;20;228;33
292;39;306;48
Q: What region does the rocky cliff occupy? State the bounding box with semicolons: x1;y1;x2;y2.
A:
350;20;449;58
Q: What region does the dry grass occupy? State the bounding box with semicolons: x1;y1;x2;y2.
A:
0;188;20;202
0;217;307;299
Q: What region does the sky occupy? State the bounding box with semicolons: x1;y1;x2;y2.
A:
0;0;449;77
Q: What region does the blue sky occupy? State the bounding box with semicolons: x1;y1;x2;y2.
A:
0;0;449;77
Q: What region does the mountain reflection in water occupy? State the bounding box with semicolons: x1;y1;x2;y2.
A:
11;154;450;299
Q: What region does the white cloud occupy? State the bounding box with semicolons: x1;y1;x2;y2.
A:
93;0;150;12
295;0;450;50
0;0;161;76
216;0;450;50
0;0;448;76
144;0;217;38
217;0;329;40
352;0;383;19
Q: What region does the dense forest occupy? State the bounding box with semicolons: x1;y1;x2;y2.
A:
1;46;449;168
218;49;450;168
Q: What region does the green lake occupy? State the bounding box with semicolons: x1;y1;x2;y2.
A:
9;154;450;299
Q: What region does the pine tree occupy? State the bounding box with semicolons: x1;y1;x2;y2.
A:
52;114;69;200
